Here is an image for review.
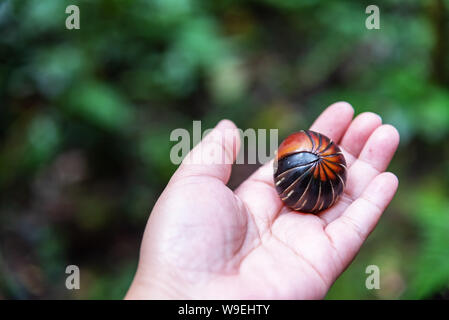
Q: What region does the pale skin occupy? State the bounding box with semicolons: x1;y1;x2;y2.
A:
125;102;400;299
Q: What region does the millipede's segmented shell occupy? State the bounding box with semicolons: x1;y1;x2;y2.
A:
273;130;347;213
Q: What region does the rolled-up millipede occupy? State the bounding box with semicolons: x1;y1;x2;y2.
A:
273;130;347;213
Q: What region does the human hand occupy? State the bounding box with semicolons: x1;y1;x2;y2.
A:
125;102;399;299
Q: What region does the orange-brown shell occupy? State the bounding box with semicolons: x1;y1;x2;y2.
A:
274;130;347;213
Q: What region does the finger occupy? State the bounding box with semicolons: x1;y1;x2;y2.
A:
339;112;383;166
173;119;241;184
345;124;400;201
309;101;354;143
319;124;399;223
236;102;354;229
325;172;399;267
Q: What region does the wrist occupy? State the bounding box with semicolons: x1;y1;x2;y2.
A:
125;270;189;300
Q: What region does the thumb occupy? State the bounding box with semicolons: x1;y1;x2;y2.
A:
172;119;241;184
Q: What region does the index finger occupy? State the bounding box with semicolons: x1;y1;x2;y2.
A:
309;101;354;143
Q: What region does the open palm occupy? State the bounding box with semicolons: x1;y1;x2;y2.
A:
126;102;399;299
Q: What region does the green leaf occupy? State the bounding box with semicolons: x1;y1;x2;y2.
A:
66;81;134;131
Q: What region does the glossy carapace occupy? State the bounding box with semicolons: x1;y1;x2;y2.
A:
273;130;347;213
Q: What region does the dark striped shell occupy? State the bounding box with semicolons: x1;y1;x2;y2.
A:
273;130;347;213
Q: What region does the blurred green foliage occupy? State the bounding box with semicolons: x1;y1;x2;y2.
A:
1;0;449;299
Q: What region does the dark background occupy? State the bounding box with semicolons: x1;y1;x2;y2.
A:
1;0;449;299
